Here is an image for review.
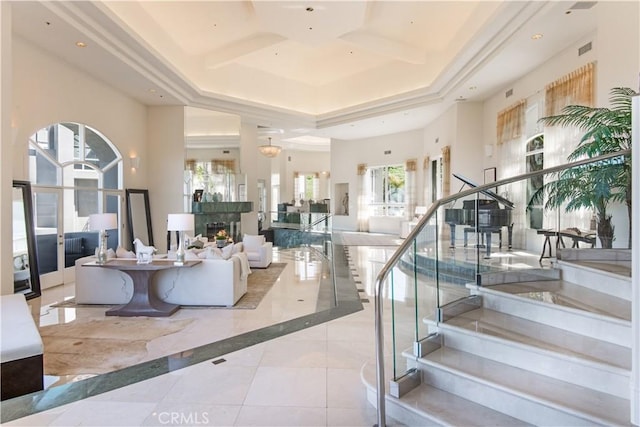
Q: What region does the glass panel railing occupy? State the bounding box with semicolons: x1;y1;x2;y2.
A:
374;149;631;427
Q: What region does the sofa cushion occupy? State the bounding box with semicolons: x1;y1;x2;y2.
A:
243;234;265;251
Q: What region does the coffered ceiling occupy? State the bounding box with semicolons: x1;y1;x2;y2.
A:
10;1;600;149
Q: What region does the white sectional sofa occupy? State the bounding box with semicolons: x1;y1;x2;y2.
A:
1;294;44;400
75;253;248;307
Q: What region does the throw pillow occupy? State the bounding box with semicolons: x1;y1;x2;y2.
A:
184;249;200;260
204;246;224;259
221;244;234;260
116;246;136;258
233;242;244;254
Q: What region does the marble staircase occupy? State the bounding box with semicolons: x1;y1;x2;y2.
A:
363;249;633;426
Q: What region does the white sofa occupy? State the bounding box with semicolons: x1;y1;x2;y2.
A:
75;253;248;307
1;294;44;400
242;234;272;268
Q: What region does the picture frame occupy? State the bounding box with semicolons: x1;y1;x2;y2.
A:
484;167;497;191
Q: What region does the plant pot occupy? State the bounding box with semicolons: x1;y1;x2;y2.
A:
216;239;226;248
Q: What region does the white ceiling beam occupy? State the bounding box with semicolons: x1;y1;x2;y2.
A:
340;30;425;64
204;33;286;69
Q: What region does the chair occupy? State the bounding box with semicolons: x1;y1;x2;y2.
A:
242;234;272;268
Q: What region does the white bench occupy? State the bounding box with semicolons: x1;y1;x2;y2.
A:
1;294;44;400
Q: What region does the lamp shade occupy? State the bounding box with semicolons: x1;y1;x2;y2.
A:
167;213;194;231
89;213;117;230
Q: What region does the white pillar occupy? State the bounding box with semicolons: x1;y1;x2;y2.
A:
239;122;259;236
631;95;639;426
147;106;185;252
0;2;14;294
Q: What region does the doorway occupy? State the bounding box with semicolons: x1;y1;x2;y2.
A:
28;123;123;288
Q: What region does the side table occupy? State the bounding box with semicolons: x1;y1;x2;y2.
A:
83;259;201;317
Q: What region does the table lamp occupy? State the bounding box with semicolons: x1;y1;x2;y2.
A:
89;213;117;265
167;213;194;266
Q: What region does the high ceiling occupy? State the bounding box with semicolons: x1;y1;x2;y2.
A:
11;1;600;150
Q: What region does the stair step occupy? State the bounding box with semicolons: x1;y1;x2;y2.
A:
470;285;631;347
557;260;632;301
428;309;630;398
360;361;532;427
439;307;631;370
482;279;631;321
420;347;631;426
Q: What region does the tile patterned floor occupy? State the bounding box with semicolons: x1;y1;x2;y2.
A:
3;243;397;427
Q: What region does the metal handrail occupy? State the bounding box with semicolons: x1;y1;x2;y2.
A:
302;213;332;232
373;149;630;426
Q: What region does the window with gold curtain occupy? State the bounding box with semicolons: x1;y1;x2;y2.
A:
405;159;417;219
544;62;594;116
541;63;595;233
497;100;526;146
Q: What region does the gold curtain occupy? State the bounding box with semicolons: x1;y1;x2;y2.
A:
211;159;235;173
441;146;450;197
185;159;196;171
496;99;526;145
545;62;595;116
423;157;430;170
405;158;417;172
357;163;367;176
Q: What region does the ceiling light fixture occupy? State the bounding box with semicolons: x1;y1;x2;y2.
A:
258;137;281;158
531;33;543;40
76;41;87;48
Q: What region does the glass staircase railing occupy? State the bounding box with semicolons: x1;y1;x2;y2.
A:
373;149;631;427
270;211;332;250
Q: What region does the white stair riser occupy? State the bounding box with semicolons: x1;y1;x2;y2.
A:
365;387;438;427
420;362;603;426
479;290;631;347
558;262;631;301
440;326;629;398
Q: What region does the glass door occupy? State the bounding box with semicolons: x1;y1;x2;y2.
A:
33;187;64;289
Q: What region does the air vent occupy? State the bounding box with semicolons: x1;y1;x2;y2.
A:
569;1;597;10
578;42;592;56
505;88;513;98
384;150;391;155
222;150;230;154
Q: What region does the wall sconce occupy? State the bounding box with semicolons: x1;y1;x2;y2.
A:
130;156;140;170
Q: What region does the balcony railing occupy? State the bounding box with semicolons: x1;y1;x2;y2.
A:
373;149;631;426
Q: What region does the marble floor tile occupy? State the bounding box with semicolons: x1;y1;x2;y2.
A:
141;403;241;426
243;366;327;407
161;364;257;405
235;406;327;426
49;401;158;426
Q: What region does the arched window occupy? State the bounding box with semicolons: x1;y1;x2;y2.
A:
28;123;123;287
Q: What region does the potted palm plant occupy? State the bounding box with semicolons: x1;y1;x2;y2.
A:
531;87;636;248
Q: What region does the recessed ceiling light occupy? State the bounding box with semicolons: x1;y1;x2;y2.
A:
531;33;543;40
469;86;477;90
75;41;87;48
148;89;156;93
